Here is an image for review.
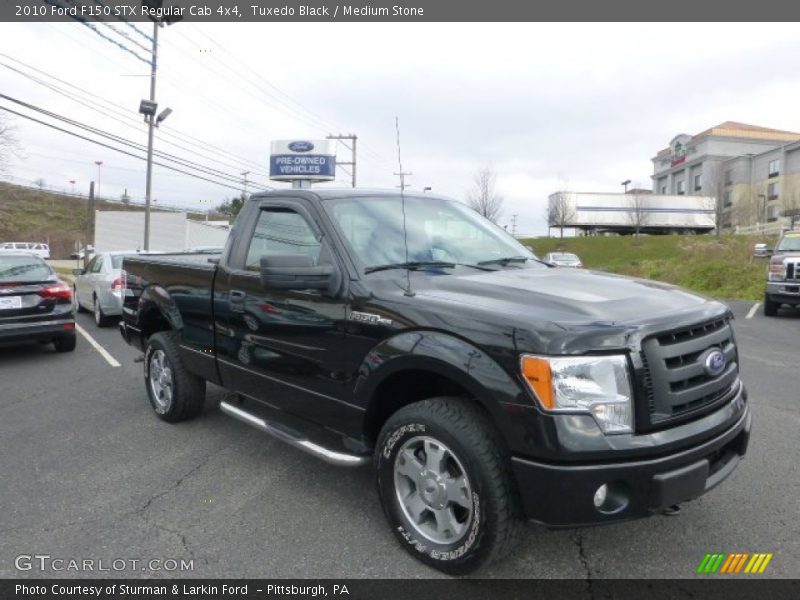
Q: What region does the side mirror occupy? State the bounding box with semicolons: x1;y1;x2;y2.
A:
72;268;84;276
259;255;339;293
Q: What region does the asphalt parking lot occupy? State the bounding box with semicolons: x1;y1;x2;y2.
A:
1;300;798;579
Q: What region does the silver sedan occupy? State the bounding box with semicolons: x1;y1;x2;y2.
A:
73;251;160;327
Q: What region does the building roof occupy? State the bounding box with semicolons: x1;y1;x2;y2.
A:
656;121;800;157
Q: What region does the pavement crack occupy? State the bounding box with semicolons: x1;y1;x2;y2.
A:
136;453;214;517
573;531;595;599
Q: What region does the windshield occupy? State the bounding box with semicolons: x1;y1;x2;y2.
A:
325;195;539;270
776;234;800;252
0;255;52;283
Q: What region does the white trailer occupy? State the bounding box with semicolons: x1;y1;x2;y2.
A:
94;211;230;253
548;192;715;234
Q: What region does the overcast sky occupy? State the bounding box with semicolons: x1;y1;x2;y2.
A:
3;22;800;235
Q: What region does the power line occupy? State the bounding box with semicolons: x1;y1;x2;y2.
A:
0;53;273;178
0;104;253;193
0;93;273;190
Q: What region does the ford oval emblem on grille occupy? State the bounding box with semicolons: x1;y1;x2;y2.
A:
703;349;726;377
288;141;314;152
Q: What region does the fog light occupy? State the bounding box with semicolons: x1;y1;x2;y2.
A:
593;484;608;508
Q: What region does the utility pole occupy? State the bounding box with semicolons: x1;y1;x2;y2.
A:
85;181;95;270
511;213;518;236
327;133;357;187
394;171;412;191
143;20;158;251
241;171;250;199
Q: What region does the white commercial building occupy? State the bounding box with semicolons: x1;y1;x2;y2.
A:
547;192;715;235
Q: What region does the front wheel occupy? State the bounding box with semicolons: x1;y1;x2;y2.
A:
763;294;779;317
144;331;206;422
375;397;522;575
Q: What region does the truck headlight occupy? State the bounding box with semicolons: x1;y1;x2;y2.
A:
521;355;633;434
768;262;786;281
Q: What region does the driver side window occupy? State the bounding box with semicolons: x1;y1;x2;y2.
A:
245;208;322;271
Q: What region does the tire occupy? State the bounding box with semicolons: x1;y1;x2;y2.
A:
54;333;77;352
375;397;522;575
73;287;87;313
93;296;111;327
144;331;206;422
763;294;779;317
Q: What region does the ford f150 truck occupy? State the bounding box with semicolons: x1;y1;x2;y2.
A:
764;230;800;316
120;189;751;574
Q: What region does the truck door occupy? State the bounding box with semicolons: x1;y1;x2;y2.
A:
214;199;353;429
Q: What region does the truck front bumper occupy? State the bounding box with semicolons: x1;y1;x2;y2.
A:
511;404;751;527
766;281;800;303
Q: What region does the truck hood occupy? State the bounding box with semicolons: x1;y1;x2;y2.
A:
414;267;721;326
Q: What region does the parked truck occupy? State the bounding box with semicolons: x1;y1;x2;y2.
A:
764;230;800;316
120;189;750;574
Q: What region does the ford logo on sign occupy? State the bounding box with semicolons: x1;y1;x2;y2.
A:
288;141;314;153
703;348;726;377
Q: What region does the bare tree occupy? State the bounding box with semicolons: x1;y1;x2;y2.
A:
702;162;728;237
782;191;800;226
547;192;574;238
0;114;20;177
34;178;46;190
627;193;649;238
466;166;504;223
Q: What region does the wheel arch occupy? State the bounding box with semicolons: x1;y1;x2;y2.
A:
136;284;184;341
356;330;525;447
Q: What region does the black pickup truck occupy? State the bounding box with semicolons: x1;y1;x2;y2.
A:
120;189;751;574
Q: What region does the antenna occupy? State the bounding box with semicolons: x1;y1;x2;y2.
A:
395;116;414;297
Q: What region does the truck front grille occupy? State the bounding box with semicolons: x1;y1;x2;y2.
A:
639;316;739;430
787;261;798;281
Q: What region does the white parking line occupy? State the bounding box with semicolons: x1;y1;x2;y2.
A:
746;303;761;319
76;323;121;367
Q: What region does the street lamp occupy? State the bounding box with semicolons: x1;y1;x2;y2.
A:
621;179;631;193
94;161;103;196
69;180;76;195
423;187;432;193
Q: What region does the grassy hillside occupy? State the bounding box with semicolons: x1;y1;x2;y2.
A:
522;234;779;301
0;182;212;258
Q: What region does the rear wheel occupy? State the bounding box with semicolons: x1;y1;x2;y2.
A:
144;331;205;422
375;397;522;575
54;334;77;352
73;287;87;313
93;296;111;327
764;294;779;317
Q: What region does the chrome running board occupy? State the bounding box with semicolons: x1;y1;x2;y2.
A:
219;400;369;467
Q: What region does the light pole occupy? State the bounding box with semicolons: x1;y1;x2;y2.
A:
94;161;103;196
69;180;76;195
621;179;631;194
140;1;180;251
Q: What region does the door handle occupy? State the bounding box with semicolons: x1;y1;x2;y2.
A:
230;290;246;303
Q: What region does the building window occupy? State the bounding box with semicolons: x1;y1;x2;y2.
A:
723;191;732;207
767;205;781;222
677;180;685;195
768;159;780;178
724;169;733;185
694;174;702;192
768;182;779;200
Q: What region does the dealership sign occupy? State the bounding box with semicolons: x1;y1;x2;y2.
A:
269;139;336;182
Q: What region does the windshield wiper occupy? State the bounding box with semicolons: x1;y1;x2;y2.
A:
478;256;530;266
365;261;457;274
